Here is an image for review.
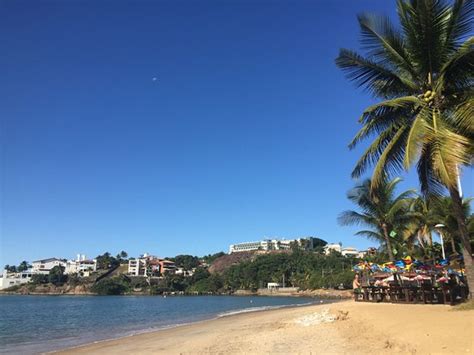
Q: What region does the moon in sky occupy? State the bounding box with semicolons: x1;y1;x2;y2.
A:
152;77;158;81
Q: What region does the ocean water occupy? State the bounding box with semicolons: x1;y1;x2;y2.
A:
0;295;319;354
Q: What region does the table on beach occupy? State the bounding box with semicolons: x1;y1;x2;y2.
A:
357;284;466;304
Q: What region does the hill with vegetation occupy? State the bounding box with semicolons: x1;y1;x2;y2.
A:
2;248;365;296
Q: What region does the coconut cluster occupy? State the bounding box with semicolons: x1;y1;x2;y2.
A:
423;90;436;102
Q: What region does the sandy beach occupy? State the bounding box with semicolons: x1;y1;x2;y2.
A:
57;300;473;354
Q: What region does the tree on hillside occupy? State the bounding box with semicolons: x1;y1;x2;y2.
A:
172;255;200;270
336;0;473;288
201;252;226;265
310;238;328;253
4;265;17;273
18;261;31;272
49;265;67;286
96;252;120;270
91;276;130;295
338;177;416;260
4;261;32;273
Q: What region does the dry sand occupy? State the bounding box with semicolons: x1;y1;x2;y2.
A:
57;300;473;354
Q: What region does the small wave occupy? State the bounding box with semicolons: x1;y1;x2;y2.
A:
217;301;314;318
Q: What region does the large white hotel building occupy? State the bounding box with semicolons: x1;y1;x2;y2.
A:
229;237;318;253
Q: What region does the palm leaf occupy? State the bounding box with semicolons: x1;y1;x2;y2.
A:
371;125;408;187
358;13;420;82
349;96;418;149
444;0;473;52
354;230;385;242
404;105;432;168
335;49;418;97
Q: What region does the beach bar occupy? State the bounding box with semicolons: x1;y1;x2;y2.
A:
353;256;468;305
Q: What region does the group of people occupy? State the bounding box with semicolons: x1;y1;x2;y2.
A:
352;272;467;305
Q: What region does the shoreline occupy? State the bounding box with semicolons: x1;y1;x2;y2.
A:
55;300;473;354
0;289;352;299
51;300;325;354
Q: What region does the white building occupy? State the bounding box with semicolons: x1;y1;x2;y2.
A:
341;247;359;257
229;237;318;253
128;254;175;277
175;267;194;277
324;243;342;255
267;282;281;290
229;240;268;253
31;258;67;274
0;269;34;290
65;254;97;275
128;257;148;276
324;243;372;258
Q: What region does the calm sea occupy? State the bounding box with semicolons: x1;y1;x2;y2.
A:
0;295;319;354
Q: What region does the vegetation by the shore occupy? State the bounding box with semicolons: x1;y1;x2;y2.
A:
339;177;473;260
3;247;366;296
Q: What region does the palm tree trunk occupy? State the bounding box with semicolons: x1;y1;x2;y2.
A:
450;236;456;254
417;232;425;250
448;186;473;297
382;223;394;260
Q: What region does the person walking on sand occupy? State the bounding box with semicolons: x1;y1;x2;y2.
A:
353;274;361;300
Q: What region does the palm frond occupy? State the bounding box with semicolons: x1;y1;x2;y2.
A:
451;97;474;140
429;126;471;189
354;230;385;242
335;49;418;97
371;125;408;187
351;123;403;179
358;13;420;82
337;210;377;228
444;0;474;52
437;36;474;92
405;0;452;75
417;143;446;196
349;97;418;149
404;105;432;169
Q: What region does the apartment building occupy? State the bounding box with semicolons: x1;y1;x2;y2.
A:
128;254;175;277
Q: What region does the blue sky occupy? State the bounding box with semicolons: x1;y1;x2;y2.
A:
1;0;472;265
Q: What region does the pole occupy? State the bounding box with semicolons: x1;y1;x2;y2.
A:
456;164;463;198
440;231;446;260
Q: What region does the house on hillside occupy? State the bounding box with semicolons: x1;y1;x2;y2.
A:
128;254;176;277
0;269;34;290
158;259;176;275
65;254;97;275
31;258;67;274
324;243;342;255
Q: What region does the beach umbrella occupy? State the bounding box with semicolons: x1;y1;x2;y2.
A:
383;275;411;282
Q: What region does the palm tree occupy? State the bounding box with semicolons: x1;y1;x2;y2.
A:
409;196;438;250
338;177;416;260
430;196;473;253
335;0;473;289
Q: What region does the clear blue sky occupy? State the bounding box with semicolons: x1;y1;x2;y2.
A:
1;0;472;265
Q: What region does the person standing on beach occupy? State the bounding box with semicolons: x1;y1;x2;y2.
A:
353;274;361;300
